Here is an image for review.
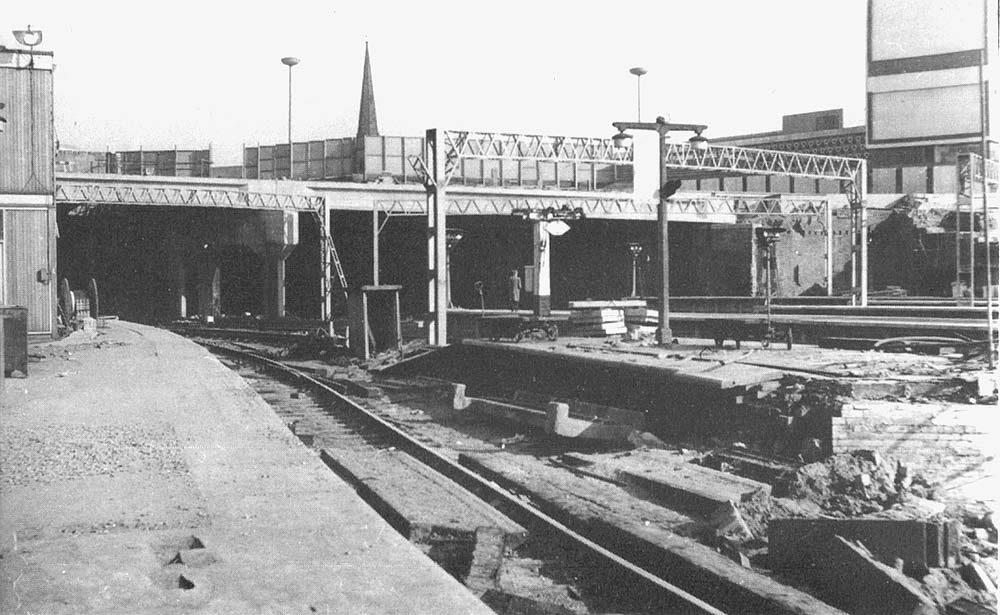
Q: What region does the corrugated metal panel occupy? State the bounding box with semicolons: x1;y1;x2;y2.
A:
0;66;54;194
4;209;51;334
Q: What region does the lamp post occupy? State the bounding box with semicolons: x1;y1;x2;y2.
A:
445;228;464;308
612;116;708;345
628;67;647;121
280;56;300;179
627;242;644;298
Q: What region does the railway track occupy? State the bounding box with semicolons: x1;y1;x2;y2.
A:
198;338;725;615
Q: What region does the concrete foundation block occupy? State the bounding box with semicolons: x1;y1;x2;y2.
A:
452;383;472;410
545;401;634;441
804;535;938;615
769;517;960;572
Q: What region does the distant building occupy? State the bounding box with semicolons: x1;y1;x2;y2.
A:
55;147;111;174
701;109;866;194
57;147;212;177
866;0;998;194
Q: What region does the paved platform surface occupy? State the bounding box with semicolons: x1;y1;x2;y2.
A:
0;321;492;615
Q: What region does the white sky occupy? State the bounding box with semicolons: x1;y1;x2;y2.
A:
3;0;867;165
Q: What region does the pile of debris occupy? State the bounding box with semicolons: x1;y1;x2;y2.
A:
754;451;999;614
781;449;905;516
735;376;852;460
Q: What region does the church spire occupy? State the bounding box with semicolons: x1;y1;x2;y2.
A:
356;42;379;139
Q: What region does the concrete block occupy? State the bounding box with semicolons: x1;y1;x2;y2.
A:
709;501;753;540
804;535;938;615
978;373;999;398
545;401;569;435
452;383;472;410
769;518;959;572
545;402;634;442
611;456;771;517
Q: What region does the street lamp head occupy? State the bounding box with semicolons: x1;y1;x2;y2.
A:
688;131;709;151
281;56;300;67
12;26;42;48
445;227;465;247
629;67;647;77
612;130;632;149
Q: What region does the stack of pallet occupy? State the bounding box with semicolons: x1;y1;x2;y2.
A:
567;300;633;337
624;306;658;335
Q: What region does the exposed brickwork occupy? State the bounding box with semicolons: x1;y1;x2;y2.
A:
831;401;995;487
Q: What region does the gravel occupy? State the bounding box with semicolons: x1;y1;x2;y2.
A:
1;423;191;486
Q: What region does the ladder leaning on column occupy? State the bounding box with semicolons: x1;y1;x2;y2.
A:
312;205;349;315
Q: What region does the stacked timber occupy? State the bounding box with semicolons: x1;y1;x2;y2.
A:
624;306;658;336
567;300;632;337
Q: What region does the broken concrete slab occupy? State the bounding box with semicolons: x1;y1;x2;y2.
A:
672;362;787;390
800;535;938;615
769;517;961;572
563;450;771;517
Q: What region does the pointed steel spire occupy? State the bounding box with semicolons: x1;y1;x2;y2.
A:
357;42;379;139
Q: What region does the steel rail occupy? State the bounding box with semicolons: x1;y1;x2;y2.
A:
198;339;724;615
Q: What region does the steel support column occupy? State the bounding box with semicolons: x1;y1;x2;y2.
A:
657;128;672;344
533;221;551;316
426;129;448;346
372;206;380;286
859;161;869;306
825;201;834;296
321;202;331;324
263;246;287;319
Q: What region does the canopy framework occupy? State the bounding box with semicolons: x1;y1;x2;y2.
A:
660;142;868;305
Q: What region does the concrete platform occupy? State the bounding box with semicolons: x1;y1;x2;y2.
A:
0;321;492;614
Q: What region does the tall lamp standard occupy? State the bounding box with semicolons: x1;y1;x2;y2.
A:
628;67;647;121
612;116;708;345
280;56;300;179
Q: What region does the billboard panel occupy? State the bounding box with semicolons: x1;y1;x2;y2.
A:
870;84;981;141
870;0;984;60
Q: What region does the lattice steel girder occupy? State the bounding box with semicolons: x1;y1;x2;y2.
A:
376;192;835;222
958;153;1000;191
376;197;640;217
443;130;634;164
662;142;864;182
668;193;831;219
55;181;323;211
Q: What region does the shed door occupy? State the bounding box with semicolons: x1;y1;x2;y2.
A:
5;209;52;334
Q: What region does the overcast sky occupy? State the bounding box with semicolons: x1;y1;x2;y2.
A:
3;0;867;165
